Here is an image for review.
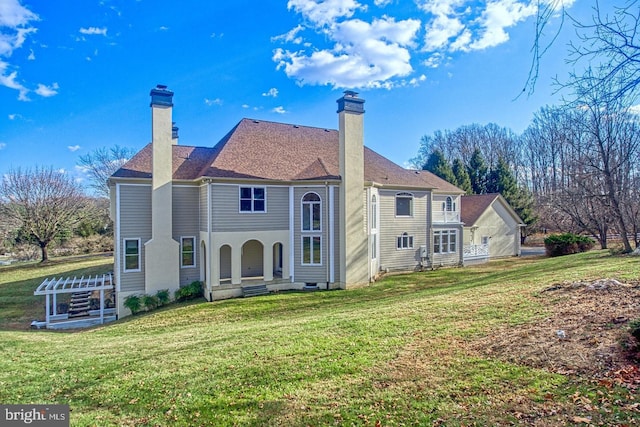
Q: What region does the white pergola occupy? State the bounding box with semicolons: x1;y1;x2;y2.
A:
34;274;115;329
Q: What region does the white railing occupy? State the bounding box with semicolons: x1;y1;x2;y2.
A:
432;211;460;223
463;244;489;259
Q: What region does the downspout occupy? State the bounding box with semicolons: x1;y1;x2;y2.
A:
207;181;212;301
325;181;330;290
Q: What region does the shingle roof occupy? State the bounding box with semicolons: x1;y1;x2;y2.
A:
112;118;462;192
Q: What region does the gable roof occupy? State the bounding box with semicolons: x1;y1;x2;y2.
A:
112;118;462;192
461;193;524;226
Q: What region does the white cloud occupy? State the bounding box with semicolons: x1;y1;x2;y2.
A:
273;15;420;88
271;24;305;44
0;60;29;100
287;0;363;27
0;0;39;83
0;143;6;150
204;98;223;106
468;0;537;50
79;27;107;36
68;145;81;152
8;113;23;120
27;48;34;60
272;106;287;114
374;0;393;6
35;82;59;97
159;26;169;31
262;88;279;97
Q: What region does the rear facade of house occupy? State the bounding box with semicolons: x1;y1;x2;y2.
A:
109;86;464;317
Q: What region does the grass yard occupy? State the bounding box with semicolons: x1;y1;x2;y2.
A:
0;251;639;426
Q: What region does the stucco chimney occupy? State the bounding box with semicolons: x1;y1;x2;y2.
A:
172;122;179;145
337;91;369;288
145;84;180;296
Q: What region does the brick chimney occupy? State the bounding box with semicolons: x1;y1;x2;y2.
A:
144;84;180;296
337;91;369;288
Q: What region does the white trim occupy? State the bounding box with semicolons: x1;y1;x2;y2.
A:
396;232;414;250
207;183;212;289
433;229;458;254
289;186;295;282
115;183;121;294
118;183;151;187
301;235;323;266
301;191;322;232
238;185;267;213
329;185;335;283
395;192;414;217
123;238;142;272
180;236;197;268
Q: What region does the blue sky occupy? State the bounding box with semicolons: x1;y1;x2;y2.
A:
1;0;588;189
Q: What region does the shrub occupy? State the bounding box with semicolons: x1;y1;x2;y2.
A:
544;233;595;257
124;294;142;314
630;318;640;342
142;294;159;311
175;281;203;302
156;289;170;306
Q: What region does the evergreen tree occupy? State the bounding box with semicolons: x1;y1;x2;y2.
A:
452;158;472;194
467;148;488;194
422;149;456;184
488;157;518;197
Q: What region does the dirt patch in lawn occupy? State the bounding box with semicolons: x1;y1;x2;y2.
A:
471;278;640;389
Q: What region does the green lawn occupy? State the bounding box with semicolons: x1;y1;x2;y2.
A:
0;251;638;426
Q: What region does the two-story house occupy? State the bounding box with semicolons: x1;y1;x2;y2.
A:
109;85;464;316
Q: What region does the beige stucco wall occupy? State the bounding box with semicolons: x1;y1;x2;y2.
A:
338;109;369;288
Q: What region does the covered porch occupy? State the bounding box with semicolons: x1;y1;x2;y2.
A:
33;274;116;330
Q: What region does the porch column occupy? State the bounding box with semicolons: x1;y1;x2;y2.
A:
231;245;242;285
264;244;273;282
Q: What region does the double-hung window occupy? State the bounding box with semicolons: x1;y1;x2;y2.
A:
240;187;266;212
301;192;322;265
434;230;457;254
181;237;196;268
124;238;141;272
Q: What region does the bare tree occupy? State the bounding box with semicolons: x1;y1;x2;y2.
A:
567;0;640;103
0;167;94;262
78;145;136;198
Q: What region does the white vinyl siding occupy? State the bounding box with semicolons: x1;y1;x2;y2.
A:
119;185;151;292
379;189;429;271
211;184;288;232
173;186;200;285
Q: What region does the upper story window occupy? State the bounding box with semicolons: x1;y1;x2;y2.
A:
395;192;413;217
302;192;321;231
371;194;377;229
442;196;456;212
240;187;265;212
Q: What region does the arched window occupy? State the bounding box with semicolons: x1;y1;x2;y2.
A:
301;192;322;265
445;196;453;212
302;192;321;231
396;232;414;249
